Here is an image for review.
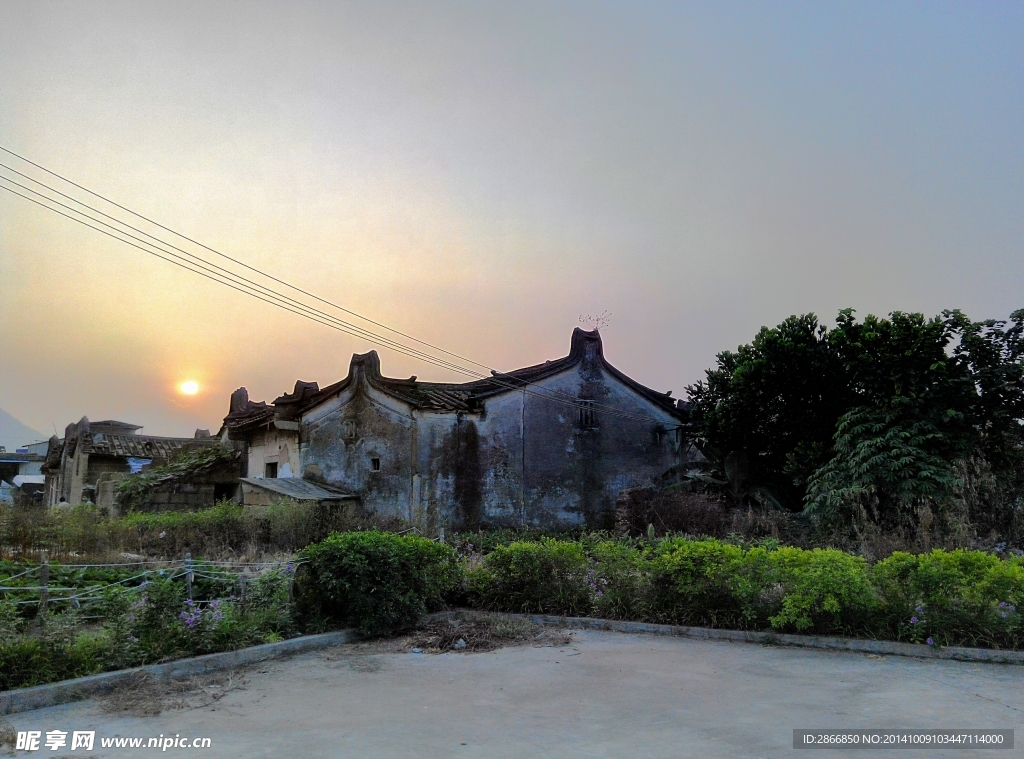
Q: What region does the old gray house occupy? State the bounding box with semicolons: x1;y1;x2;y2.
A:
224;328;695;529
42;418;237;512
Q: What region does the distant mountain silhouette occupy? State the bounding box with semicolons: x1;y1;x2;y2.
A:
0;407;45;451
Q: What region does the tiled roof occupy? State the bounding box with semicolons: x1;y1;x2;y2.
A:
81;433;216;461
225;328;687;430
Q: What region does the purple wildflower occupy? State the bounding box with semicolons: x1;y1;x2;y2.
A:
926;637;935;646
910;616;919;624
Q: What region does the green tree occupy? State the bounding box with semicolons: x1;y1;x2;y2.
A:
687;314;855;508
688;308;1024;531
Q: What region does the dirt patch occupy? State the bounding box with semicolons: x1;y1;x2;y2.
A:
320;613;575;660
405;613;574;653
99;670;249;717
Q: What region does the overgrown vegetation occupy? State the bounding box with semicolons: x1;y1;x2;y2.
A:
115;446;239;512
0;500;399;562
687;308;1024;545
0;570;294;691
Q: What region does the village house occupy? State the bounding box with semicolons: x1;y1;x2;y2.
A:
0;441;47;506
41;418;239;513
224;328;698;529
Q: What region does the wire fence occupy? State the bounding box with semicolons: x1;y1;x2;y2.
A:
0;553;304;613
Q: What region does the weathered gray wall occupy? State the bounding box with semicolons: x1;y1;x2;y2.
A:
302;381;421;520
298;344;686;530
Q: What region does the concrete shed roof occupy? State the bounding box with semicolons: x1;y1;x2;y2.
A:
12;475;45;487
240;478;356;501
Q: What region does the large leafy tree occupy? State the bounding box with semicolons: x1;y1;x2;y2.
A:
686;314;856;508
688;309;1024;529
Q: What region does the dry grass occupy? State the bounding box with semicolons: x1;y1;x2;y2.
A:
403;613;574;653
0;718;15;755
318;612;575;662
99;671;249;717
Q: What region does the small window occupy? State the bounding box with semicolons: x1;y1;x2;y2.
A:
578;400;596;429
371;457;381;472
265;462;278;479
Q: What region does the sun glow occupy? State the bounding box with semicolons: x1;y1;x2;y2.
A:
179;380;199;396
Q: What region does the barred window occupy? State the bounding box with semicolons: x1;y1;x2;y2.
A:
578;400;596;428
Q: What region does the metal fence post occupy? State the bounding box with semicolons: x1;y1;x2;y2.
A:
185;552;193;600
39;550;49;620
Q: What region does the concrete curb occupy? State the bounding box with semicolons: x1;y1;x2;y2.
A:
0;629;356;716
510;613;1024;664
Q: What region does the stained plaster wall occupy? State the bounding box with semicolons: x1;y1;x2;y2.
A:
298;346;686;530
246;427;300;479
301;381;421;520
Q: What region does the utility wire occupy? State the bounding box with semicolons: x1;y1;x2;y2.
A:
0;144;504;373
0;153;661;420
0;151;678;424
0;176;664;424
0;159;664;422
0;163;526;384
0;182;665;425
0;171;496;380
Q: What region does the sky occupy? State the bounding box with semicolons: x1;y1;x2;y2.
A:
0;1;1021;440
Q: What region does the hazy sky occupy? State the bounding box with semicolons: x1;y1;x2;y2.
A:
1;1;1021;440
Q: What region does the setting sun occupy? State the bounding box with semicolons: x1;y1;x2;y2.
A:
179;380;199;395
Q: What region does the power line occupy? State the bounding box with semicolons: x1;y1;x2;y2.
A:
0;169;668;424
0;149;678;424
0;172;493;380
0;144;496;372
0;149;654;420
0;180;484;380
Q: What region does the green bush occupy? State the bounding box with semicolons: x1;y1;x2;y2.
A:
0;634;106;691
467;539;591;616
872;550;1024;648
589;541;653;620
760;546;875;634
649;538;748;627
300;531;461;636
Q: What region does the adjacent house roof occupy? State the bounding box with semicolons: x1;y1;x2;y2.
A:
224;328;688;434
46;417;222;470
81;433;216;460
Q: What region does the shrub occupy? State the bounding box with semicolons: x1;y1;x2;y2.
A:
872;550;1024;649
300;531;461;635
589;541;652;620
649;538;748;627
467;539;591;616
760;546;875;634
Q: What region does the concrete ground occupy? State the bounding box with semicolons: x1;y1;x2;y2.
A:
5;629;1021;759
